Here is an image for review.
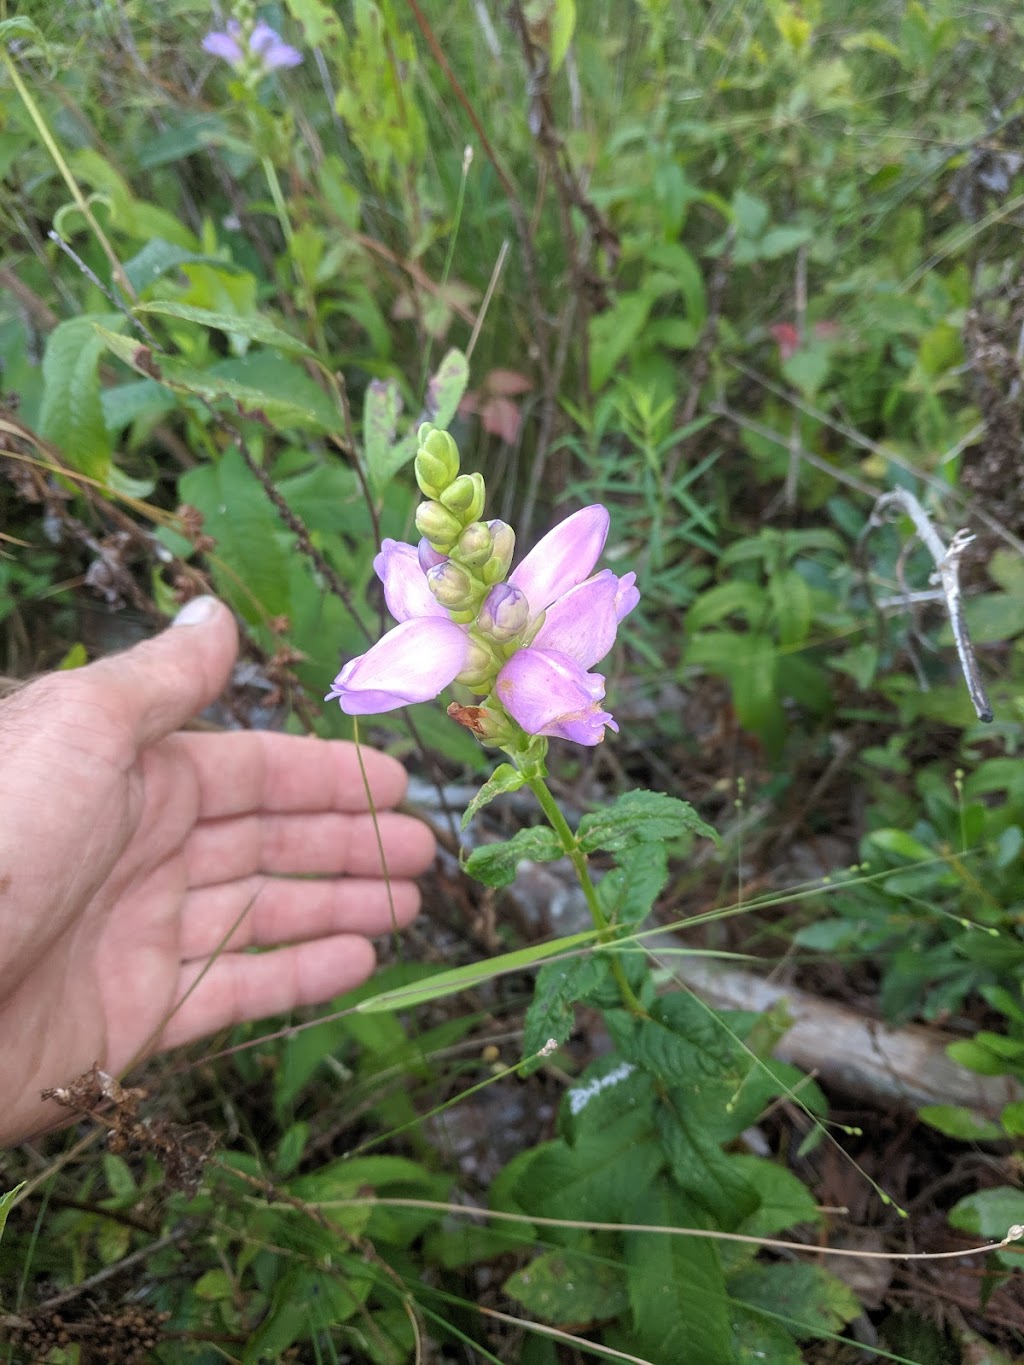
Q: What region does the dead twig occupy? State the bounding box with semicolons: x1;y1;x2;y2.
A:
868;488;993;723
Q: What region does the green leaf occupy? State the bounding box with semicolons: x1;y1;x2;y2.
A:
39;314;120;478
918;1105;1004;1142
596;842;669;927
728;1262;860;1340
782;342;830;397
461;763;527;829
133;300;319;361
101;378;175;434
178;446;293;622
426;349;469;429
522;954;612;1068
686;580;766;631
731;189;769;239
948;1186;1024;1268
548;0;577;74
465;825;564;887
284;0;344;45
194;1268;235;1300
578;789;719;854
121;240;241;295
505;1247;627;1325
93;327;340;432
625;1181;733;1365
354;929;598;1013
589;292;652;390
0;1183;24;1246
364;378;415;493
999;1100;1024;1137
757;225;812;259
769;568;813;648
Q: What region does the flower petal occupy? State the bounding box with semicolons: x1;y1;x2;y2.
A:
202;28;245;65
249;20;303;68
374;539;447;622
509;505;610;615
531;569;639;668
496;647;618;745
328;618;468;714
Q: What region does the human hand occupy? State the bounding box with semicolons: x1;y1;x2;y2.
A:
0;597;434;1145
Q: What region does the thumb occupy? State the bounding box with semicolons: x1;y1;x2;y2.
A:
89;596;239;748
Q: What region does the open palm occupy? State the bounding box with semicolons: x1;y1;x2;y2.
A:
0;599;434;1145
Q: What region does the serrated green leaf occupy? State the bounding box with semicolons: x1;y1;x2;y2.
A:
426;349;469;429
39;314;120;478
728;1262;860;1340
461;763;527;829
506;1247;626;1325
596;842;669;927
0;1183;24;1246
465;825;564;887
354;929;598;1013
578;789;718;854
522;954;611;1068
133;300;318;361
626;1181;733;1365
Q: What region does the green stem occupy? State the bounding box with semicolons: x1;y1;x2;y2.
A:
525;774;645;1016
4;50;132;298
261;155;327;355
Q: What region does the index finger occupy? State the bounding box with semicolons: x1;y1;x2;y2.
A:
168;730;409;819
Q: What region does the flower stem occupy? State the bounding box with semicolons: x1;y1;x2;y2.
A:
524;774;645;1016
260;154;327;354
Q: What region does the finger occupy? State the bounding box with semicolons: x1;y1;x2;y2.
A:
86;597;239;749
160;935;378;1049
185;810;436;886
179;874;421;959
170;730;408;819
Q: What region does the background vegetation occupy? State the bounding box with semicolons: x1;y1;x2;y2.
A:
1;0;1023;1360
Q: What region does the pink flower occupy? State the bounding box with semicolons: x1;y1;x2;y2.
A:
326;540;468;714
327;507;638;746
493;506;638;745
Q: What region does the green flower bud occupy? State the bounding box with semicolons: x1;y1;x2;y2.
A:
480;519;515;583
454;636;500;690
440;472;486;525
415;425;460;498
456;521;493;568
427;560;477;611
415;499;463;552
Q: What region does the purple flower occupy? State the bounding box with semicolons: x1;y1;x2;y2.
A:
202;17;302;73
327;539;468;714
493;505;639;745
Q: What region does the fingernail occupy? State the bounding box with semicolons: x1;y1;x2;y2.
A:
172;595;219;627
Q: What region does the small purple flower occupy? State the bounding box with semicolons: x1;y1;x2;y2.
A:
202;17;302;74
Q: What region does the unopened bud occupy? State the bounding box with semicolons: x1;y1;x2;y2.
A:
478;583;530;643
415;499;463;552
457;521;493;567
415;425;460;498
481;519;515;583
417;537;447;573
455;635;500;689
440;472;485;524
427;560;477;610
